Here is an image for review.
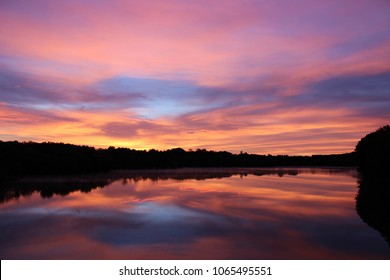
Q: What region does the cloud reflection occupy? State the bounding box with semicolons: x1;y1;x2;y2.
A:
1;168;389;259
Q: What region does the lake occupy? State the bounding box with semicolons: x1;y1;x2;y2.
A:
1;167;389;259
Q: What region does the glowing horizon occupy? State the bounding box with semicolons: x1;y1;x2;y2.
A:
1;0;389;155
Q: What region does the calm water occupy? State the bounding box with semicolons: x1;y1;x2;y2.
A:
1;168;389;259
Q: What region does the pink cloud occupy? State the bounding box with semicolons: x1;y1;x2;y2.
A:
1;0;388;85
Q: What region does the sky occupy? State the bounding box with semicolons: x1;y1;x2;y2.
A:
0;0;389;155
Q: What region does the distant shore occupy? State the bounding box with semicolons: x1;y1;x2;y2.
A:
0;140;357;178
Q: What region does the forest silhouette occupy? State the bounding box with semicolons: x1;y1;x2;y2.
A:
354;125;390;246
0;141;356;178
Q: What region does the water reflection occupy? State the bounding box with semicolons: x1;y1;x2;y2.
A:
356;172;390;247
0;168;356;202
1;168;389;259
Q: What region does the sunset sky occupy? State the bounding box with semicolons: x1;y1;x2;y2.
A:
1;0;389;155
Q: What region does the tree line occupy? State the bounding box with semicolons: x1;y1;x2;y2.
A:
0;140;357;178
354;125;390;246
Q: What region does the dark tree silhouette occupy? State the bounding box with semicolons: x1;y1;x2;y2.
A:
0;139;357;180
355;125;390;173
355;125;390;247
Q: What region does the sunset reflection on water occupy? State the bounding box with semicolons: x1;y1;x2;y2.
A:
1;168;389;259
